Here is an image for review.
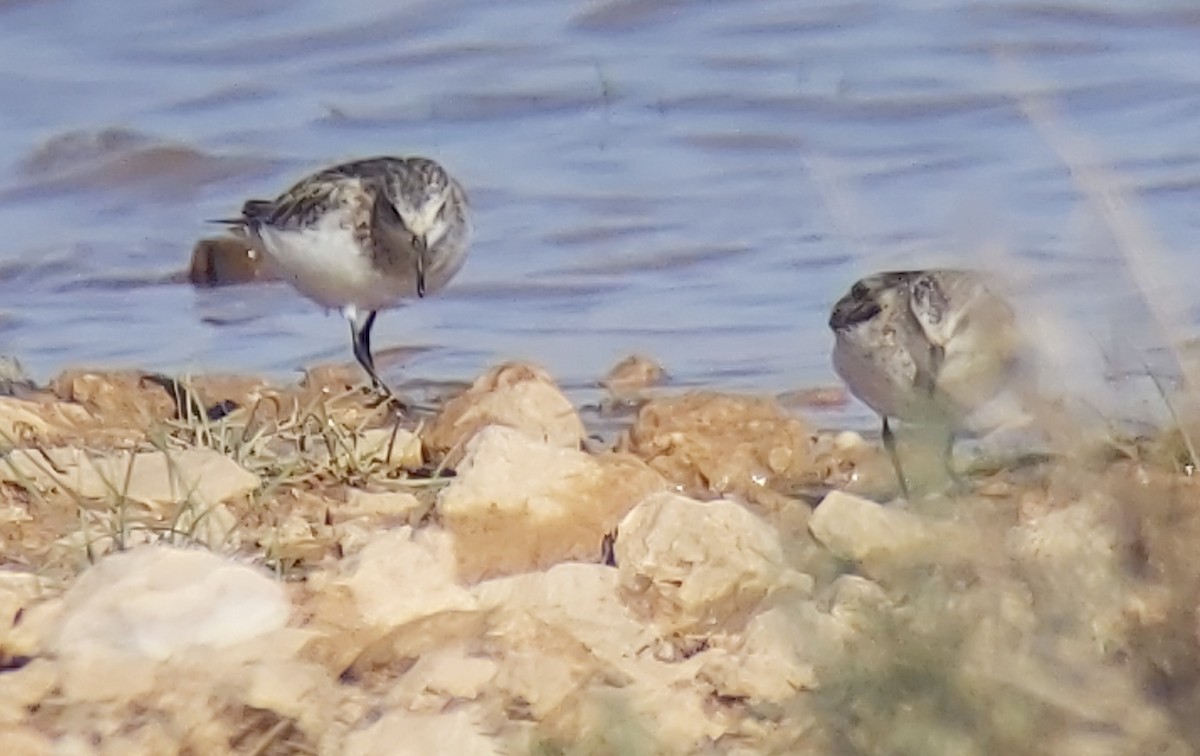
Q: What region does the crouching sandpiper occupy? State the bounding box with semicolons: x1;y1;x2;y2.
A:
219;156;471;404
829;269;1022;498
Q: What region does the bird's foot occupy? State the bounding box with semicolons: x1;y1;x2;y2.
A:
363;383;440;417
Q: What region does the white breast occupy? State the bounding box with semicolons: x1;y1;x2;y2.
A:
256;213;413;311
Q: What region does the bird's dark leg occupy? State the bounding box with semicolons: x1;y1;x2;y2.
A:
882;416;911;500
347;309;407;410
349;310;382;388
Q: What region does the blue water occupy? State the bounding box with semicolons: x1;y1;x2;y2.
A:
0;0;1198;426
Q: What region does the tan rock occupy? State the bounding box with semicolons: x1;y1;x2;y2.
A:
619;391;818;508
0;447;259;509
615;491;799;636
0;724;53;756
0;396;99;445
343;489;427;524
50;369;177;429
425;362;584;467
0;572;50;643
601;353;666;395
0;659;57;724
438;425;666;582
344;709;500;756
322;527;485;676
242;657;334;737
0;398;52;442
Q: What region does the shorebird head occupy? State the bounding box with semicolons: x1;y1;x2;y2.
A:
829;272;911;332
390;161;467;298
390;160;462;250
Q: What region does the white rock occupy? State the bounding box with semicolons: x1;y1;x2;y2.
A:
809;490;935;568
697;606;817;703
473;562;657;677
51;546;288;662
338;527;478;639
615;491;795;636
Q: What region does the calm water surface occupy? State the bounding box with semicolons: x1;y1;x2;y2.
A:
1;0;1198;426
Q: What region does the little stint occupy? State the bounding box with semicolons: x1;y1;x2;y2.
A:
219;156;471;403
829;269;1021;497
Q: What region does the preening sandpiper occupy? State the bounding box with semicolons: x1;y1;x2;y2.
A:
829;269;1021;497
219;156;470;403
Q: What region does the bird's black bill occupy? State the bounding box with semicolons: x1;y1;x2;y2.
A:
829;293;882;331
416;254;427;298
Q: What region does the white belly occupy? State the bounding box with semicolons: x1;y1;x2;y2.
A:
257;220;412;311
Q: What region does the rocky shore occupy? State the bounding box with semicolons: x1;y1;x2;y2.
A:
0;356;1198;755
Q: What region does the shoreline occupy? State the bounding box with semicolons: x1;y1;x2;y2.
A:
0;358;1197;753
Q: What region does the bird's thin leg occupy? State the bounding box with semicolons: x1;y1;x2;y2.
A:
349;310;383;388
882;416;911;500
345;308;407;410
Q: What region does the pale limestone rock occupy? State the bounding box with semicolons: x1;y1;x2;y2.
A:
242;658;334;737
438;425;666;582
0;724;52;756
472;563;657;677
425;362;585;467
332;527;483;664
697;606;817;704
0;398;52;440
615;491;796;636
1008;496;1131;651
344;709;500;756
51;546;289;663
0;659;56;724
389;646;499;712
619;391;817;508
471;562;729;750
341;527;476;627
1;447;259;509
808;490;937;570
0;572;50;641
56;647;160;703
344;489;426;523
828;574;892;633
